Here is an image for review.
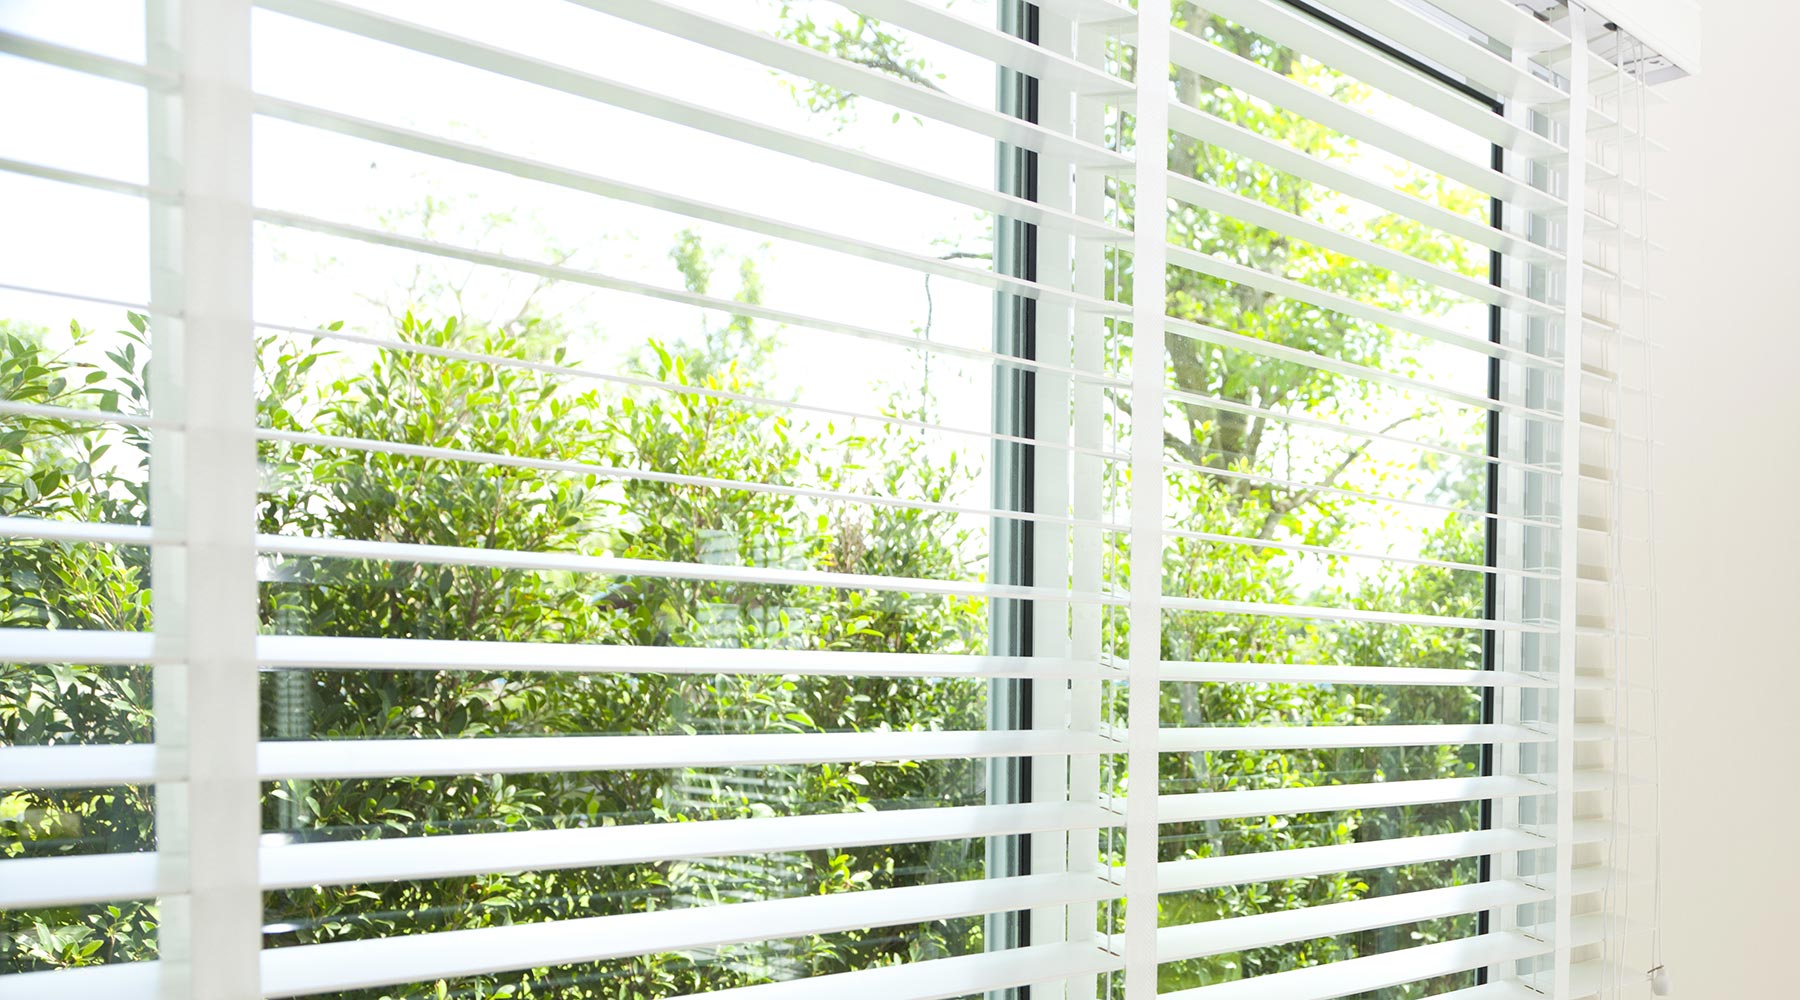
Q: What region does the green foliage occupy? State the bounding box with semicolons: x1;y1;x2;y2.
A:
4;7;1502;996
1;267;991;991
1105;10;1498;994
1;318;159;970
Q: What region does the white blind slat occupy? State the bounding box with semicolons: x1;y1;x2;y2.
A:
0;628;160;665
256;634;1115;679
1159;775;1552;824
0;962;159;1000
1196;0;1565;158
257;872;1118;997
1163;242;1546;367
1309;0;1568;105
1167;28;1565;212
589;0;1127;168
1165;315;1555;419
257;730;1118;781
261;802;1116;889
1425;0;1567;54
0;30;169;87
258;427;1128;534
0;853;170;909
1156;595;1555;633
1166;101;1564;267
254;0;1128;242
693;942;1123;1000
1166;168;1557;315
1157;880;1545;964
1160;931;1548;1000
255;532;1126;605
1159;723;1559;752
1158;662;1556;688
1157;827;1548;893
0;0;1683;993
846;0;1129;94
254;98;1126;313
0;744;177;790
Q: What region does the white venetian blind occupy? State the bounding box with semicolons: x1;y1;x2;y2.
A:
0;1;1682;998
1126;1;1672;998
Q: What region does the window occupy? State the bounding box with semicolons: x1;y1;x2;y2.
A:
0;1;1677;998
1152;3;1513;993
250;1;1072;991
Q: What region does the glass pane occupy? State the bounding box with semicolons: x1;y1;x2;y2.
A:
0;8;160;979
1147;4;1546;995
246;1;1070;995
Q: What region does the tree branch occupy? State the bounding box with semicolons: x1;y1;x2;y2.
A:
1255;411;1421;539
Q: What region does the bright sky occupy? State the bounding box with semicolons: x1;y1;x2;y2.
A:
0;0;1512;582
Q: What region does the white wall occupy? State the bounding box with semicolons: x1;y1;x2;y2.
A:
1649;1;1800;994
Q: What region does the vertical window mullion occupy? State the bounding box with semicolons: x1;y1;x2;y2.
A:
1124;2;1171;997
989;0;1038;959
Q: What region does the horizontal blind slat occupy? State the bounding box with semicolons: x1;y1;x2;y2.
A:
254;532;1128;605
257;871;1119;997
0;744;179;789
258;730;1119;781
1164;243;1546;368
0;807;1126;905
0;155;158;200
248;331;1092;456
0;281;165;317
0;30;168;87
257;428;1128;533
1158;775;1552;823
1424;0;1567;53
1195;0;1565;158
1166;102;1563;267
254;0;1129;241
0;401;168;430
1167;29;1566;211
253;206;1132;371
256;634;1116;679
1165;169;1557;315
587;0;1127;168
1435;983;1546;1000
846;0;1129;93
1156;827;1547;892
255;99;1127;314
0;962;159;1000
1156;595;1554;632
1160;931;1548;1000
1166;316;1556;420
262;802;1116;889
257;325;1088;455
1158;662;1555;688
691;942;1124;1000
1308;0;1567;104
1157;880;1546;964
0;853;172;909
1162;527;1554;580
0;628;161;665
1164;385;1555;473
1158;723;1559;752
275;302;1123;390
1165;460;1558;529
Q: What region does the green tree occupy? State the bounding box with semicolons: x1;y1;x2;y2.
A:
2;5;1505;997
